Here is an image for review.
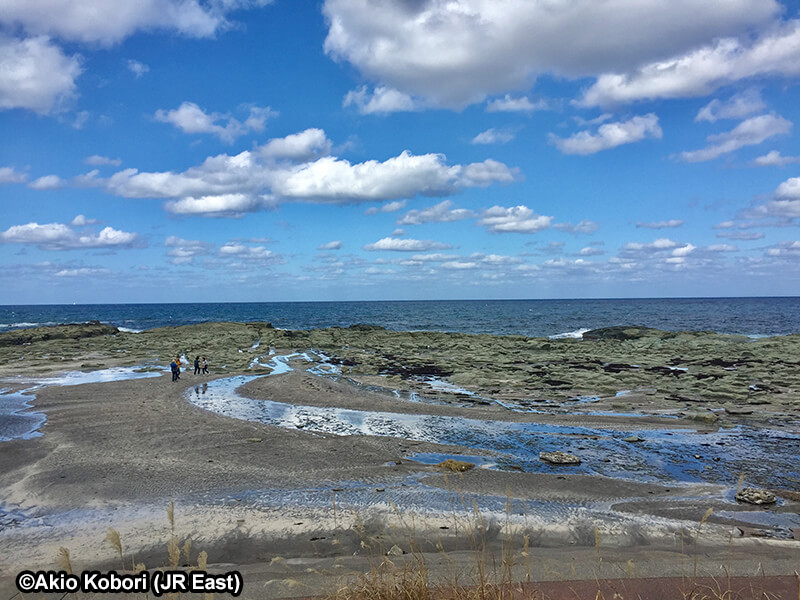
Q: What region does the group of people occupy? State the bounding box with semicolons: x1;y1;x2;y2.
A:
169;355;209;381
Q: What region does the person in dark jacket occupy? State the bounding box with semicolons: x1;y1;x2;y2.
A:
194;356;201;375
170;359;179;382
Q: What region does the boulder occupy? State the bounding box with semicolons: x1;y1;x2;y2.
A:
735;487;776;505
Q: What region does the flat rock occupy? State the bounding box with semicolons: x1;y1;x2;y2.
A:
539;451;581;465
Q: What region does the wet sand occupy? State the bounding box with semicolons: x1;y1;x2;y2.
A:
0;325;799;598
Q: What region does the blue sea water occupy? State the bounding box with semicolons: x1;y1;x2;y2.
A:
0;297;799;337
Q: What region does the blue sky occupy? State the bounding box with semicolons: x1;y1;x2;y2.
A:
1;0;800;304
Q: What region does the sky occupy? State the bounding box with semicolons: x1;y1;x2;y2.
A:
1;0;800;304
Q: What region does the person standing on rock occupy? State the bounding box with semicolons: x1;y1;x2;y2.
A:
194;355;201;375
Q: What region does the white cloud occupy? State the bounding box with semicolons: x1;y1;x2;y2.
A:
0;222;140;250
55;267;111;277
766;240;800;257
621;238;680;253
258;128;331;162
752;150;800;167
636;219;684;229
154;101;276;143
323;0;777;108
486;95;547;113
397;200;475;225
72;110;89;129
99;129;516;216
0;0;273;45
409;253;459;262
28;174;63;190
677;114;791;162
551;114;661;155
776;177;800;199
70;214;98;226
707;244;738;252
553;219;599;234
0;35;81;114
127;59;149;78
716;230;764;240
441;261;477;270
217;242;275;260
471;127;515;145
0;166;27;183
164;193;275;217
363;237;453;252
164;235;212;264
390;228;405;236
365;200;407;215
580;21;800;106
578;246;605;256
270;152;516;203
478;205;552;234
318;240;343;250
343;85;419;114
695;89;765;123
671;243;695;257
85;155;122;167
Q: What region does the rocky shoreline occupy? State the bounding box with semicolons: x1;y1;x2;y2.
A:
0;321;798;597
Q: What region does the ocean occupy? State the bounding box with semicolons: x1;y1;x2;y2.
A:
1;297;799;338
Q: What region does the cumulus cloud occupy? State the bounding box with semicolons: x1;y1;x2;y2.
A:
28;174;63;190
217;242;275;261
323;0;777;108
343;85;419;114
478;205;552;234
744;177;800;221
580;21;800;106
270;153;516;203
397;200;475;225
365;200;406;215
258;128;331;161
0;0;273;45
695;88;765;122
553;219;599;234
486;95;548;113
677;114;791;162
96;129;515;216
578;246;605;256
318;240;343;250
752;150;800;167
707;244;738;252
85;155;122;167
164;193;276;217
636;219;684;229
363;237;453;252
70;214;98;226
127;59;149;78
0;35;81;114
471;128;515;145
0;166;27;183
164;235;212;264
0;221;141;250
154;102;276;143
550;114;661;155
766;240;800;257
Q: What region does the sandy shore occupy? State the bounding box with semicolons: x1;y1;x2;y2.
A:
1;324;799;598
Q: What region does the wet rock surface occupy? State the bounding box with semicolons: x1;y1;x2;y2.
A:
539;451;581;465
